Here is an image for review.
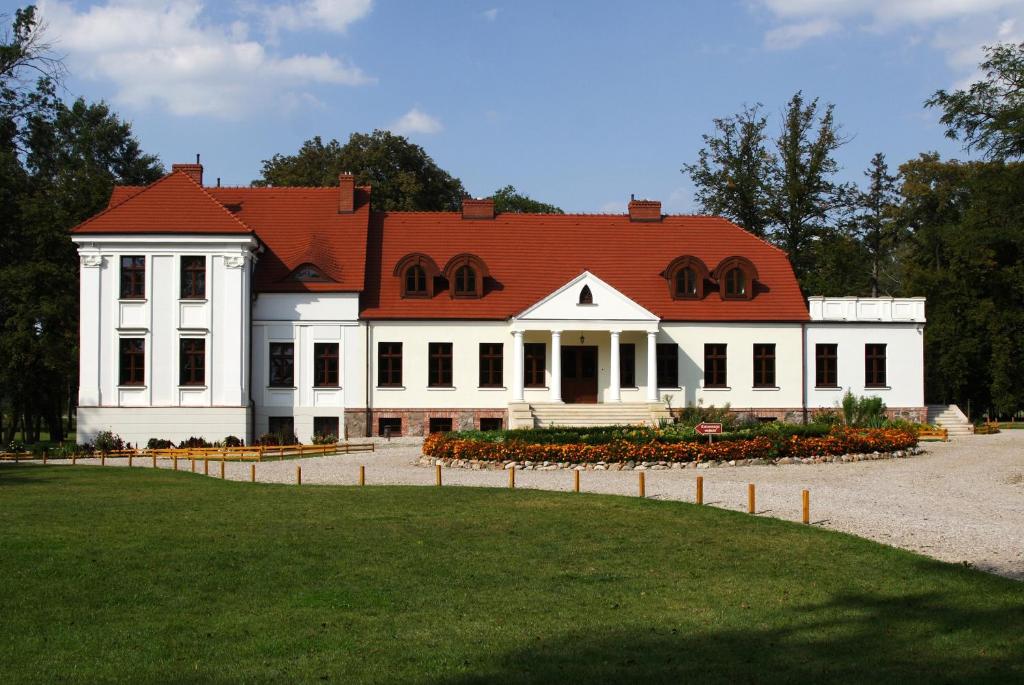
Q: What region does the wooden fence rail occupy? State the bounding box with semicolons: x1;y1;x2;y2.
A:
0;442;375;463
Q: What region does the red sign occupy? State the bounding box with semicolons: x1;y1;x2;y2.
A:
695;422;723;435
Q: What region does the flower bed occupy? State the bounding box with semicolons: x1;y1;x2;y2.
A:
422;427;918;465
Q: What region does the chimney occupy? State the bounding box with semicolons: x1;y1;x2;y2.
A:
338;172;355;213
462;197;495;220
172;162;204;186
628;199;662;222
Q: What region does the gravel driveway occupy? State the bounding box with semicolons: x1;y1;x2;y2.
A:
36;431;1024;580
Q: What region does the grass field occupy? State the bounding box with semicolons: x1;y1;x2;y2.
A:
1;466;1022;684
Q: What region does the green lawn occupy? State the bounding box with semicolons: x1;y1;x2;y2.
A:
1;467;1021;684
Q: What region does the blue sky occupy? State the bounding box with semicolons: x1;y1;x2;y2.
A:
11;1;1024;211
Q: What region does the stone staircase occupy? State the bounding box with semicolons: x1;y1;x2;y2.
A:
926;404;974;437
511;402;660;428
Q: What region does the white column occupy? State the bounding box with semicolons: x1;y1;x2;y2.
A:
512;330;525;402
646;330;659;402
609;330;621;402
79;252;103;406
550;330;562;403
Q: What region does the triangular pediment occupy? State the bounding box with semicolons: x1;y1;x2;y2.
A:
514;271;659;322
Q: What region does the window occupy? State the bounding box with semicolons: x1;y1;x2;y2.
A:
865;344;887;388
180;256;206;299
815;344;838;388
268;416;295;440
579;285;593;305
620;343;636;387
656;343;679;388
378;342;403;387
269;343;295;387
404;264;427;296
292;264;326;282
724;267;746;298
454;265;477;297
704;343;727;388
429;417;453;434
753;343;776;388
314;343;339;387
179;338;206;386
480;417;503;431
479;343;503;388
313;416;339;439
120;256;145;299
428;342;453;387
524;343;546;388
119;338;145;386
675;267;698;298
378;417;402;436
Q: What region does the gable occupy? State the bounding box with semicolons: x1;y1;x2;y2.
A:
514;271;659;326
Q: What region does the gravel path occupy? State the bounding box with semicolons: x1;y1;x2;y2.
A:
27;431;1024;580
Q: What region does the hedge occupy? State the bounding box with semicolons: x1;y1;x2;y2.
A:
422;427;918;464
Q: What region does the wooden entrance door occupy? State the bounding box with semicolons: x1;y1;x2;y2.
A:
561;346;598;404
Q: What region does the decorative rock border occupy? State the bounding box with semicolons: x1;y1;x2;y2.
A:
417;447;925;471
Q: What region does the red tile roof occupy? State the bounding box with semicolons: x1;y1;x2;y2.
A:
360;213;808;322
72;171;252;235
83;176;807;319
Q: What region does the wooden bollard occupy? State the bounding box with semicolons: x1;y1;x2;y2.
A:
296;465;302;485
151;454;156;468
748;483;756;514
191;458;196;473
638;471;646;498
435;463;442;487
101;454;106;466
219;460;225;479
128;454;132;468
203;459;209;476
696;476;704;505
173;456;178;471
802;489;810;524
250;464;256;483
359;465;365;486
42;451;48;465
72;454;77;465
573;469;580;493
508;467;515;489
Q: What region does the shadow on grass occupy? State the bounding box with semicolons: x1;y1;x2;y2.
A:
0;464;51;486
433;581;1024;684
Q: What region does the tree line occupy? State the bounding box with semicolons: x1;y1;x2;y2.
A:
2;5;1022;445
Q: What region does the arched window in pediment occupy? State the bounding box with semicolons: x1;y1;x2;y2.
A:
578;284;594;305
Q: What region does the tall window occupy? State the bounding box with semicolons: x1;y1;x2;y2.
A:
723;268;746;298
656;343;679;388
865;344;887;388
524;343;546;388
119;338;145;386
180;256;206;299
479;343;503;388
675;267;697;298
404;264;427;297
428;342;453;387
753;343;776;388
179;338;205;386
378;342;403;387
314;343;339;387
454;265;477;297
704;343;727;388
620;343;636;387
815;344;838;388
120;256;145;299
269;343;294;387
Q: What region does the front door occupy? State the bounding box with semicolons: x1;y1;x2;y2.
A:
561;346;598;404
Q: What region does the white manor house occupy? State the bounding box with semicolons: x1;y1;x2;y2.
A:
71;163;926;444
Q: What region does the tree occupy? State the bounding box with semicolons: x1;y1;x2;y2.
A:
851;153;901;296
682;104;773;237
254;131;467;211
926;42;1024;160
490;185;563;214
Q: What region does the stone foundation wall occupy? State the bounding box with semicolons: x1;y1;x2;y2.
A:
702;407;928;425
367;408;507;437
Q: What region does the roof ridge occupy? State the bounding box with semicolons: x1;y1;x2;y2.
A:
177;171;254;233
71;173;190;234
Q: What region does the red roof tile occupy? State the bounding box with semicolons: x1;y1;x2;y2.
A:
72;171;252;235
360;213;808;322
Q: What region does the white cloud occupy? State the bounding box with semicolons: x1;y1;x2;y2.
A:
39;0;374;119
598;201;625;213
260;0;373;35
764;18;839;50
390;107;443;135
482;8;499;22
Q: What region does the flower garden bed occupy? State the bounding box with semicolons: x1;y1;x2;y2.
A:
421;426;920;470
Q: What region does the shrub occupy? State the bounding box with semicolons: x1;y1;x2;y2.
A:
178;436;211;449
311;433;337;445
257;432;298;446
147;438;174;449
673;403;736;429
256;433;278;446
7;439;25;453
223;435;243;447
841;391;887;428
94;431;125;453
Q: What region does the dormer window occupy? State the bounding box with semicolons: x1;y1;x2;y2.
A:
454;265;477;297
724;267;746;298
579;285;594;305
405;264;427;296
292;264;327;282
663;256;709;300
713;256;758;301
